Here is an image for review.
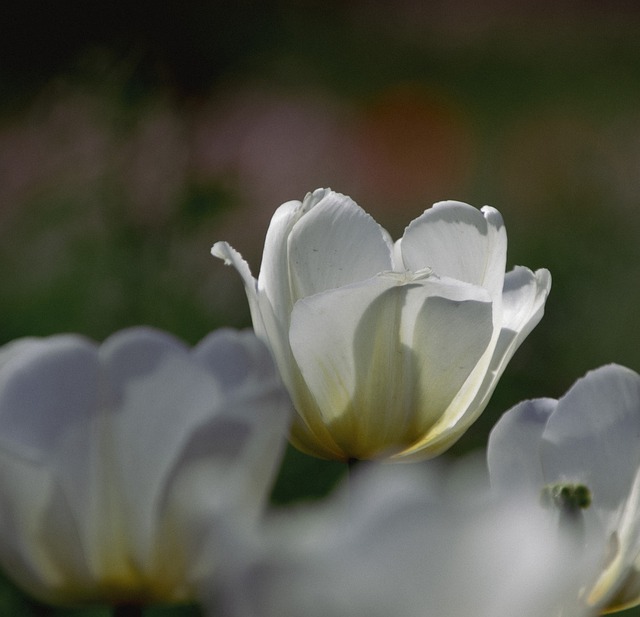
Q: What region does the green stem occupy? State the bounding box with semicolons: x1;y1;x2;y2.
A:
114;604;144;617
29;604;55;617
346;457;359;482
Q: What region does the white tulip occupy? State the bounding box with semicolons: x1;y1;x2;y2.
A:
213;188;550;461
0;327;291;606
211;461;593;617
488;364;640;614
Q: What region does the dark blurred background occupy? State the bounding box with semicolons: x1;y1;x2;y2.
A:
2;1;640;614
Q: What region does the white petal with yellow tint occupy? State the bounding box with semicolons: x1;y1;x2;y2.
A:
289;272;492;459
213;189;550;462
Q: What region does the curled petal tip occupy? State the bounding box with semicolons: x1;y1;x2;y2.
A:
211;241;233;263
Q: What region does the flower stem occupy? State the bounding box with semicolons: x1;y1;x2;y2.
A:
347;457;359;481
29;604;55;617
114;604;144;617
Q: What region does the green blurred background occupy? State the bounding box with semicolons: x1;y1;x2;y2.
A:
2;1;640;614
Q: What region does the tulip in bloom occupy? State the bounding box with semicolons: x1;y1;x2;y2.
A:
213;188;550;461
0;327;291;607
488;364;640;614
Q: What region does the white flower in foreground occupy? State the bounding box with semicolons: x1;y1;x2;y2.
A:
488;364;640;614
0;327;291;606
211;462;593;617
213;188;550;461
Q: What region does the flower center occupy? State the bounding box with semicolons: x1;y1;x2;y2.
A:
541;482;592;550
540;482;592;513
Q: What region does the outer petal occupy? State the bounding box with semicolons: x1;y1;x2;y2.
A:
496;266;551;363
156;329;291;593
0;336;102;603
589;468;640;612
289;273;493;460
288;275;396;460
540;364;640;511
286;190;393;301
252;189;344;336
405;266;551;459
211;242;265;337
256;197;308;318
0;338;48;372
0;463;45;593
193;328;292;514
212;244;289;383
400;201;507;302
0;335;100;461
212;243;297;409
487;398;557;495
97;328;224;582
193;328;341;462
193;328;281;394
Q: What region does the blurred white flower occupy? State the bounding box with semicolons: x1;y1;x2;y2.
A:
488;364;640;614
213;188;550;461
211;461;594;617
0;327;291;606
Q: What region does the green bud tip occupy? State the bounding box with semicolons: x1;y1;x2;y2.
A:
540;483;592;511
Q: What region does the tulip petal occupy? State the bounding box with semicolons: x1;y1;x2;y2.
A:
540;364;640;510
588;468;640;612
499;266;551;352
406;280;494;430
287;191;393;301
96;328;224;570
485;267;550;393
290;274;492;459
156;384;290;588
411;266;551;460
211;242;266;336
257;197;307;316
151;330;290;591
193;329;292;497
211;241;256;296
0;338;102;602
0;454;66;601
256;190;340;336
400;201;507;301
487;398;556;495
193;328;281;394
0;336;100;461
288;276;395;459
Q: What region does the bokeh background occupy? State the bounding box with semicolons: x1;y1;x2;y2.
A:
2;1;640;614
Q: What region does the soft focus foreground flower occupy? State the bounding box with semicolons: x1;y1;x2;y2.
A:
212;188;550;461
211;462;594;617
0;327;291;606
488;364;640;614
